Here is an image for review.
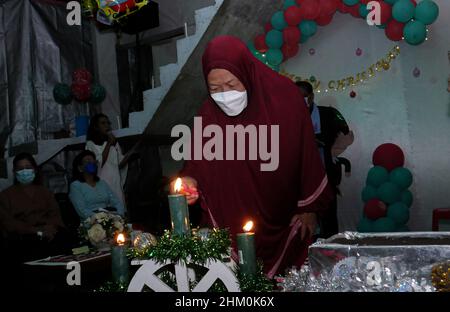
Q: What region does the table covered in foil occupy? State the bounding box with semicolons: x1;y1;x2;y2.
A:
277;231;450;292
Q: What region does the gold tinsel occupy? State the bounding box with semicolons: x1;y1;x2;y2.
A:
431;261;450;292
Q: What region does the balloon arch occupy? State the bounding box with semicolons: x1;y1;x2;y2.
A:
248;0;439;71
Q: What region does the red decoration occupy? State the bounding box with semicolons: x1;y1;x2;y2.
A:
72;68;92;84
337;2;350;14
348;4;361;18
316;13;334;26
385;19;405;41
319;0;339;16
264;22;272;33
254;34;268;53
295;0;306;5
378;1;392;25
410;0;417;6
364;199;387;220
350;90;357;98
360;0;371;4
71;82;91;102
283;27;301;45
300;0;322;20
282;44;300;59
110;0;137;13
372;143;405;172
284;6;302;26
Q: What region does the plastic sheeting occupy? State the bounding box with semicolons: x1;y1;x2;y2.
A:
0;0;93;157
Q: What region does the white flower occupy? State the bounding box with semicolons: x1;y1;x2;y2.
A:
88;224;106;243
113;221;124;232
95;212;108;222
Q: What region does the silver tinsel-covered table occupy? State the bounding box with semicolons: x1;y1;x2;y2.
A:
277;232;450;292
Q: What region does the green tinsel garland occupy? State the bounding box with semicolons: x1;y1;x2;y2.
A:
93;281;127;292
127;228;231;265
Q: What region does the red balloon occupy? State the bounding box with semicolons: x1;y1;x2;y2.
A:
72;68;92;84
337;1;350;14
316;13;334;26
295;0;306;5
254;34;268;53
348;4;360;18
360;0;371;4
283;26;301;45
264;22;272;33
372;143;405;172
282;44;300;59
319;0;339;16
410;0;417;6
364;199;387;220
300;0;322;20
385;19;405;41
284;6;302;26
71;82;91;102
378;1;392;25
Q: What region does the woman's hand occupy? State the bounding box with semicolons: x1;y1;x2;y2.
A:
107;133;117;145
170;176;199;205
290;212;317;240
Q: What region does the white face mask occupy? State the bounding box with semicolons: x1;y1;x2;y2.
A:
211;90;248;116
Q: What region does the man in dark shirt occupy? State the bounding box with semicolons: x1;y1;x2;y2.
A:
296;81;354;238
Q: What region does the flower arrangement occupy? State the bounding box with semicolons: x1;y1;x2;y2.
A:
79;212;128;248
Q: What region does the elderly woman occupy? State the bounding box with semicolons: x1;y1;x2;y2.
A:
177;36;333;277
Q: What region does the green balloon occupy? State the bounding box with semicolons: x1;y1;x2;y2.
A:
389;167;413;189
362;185;378;203
387;202;410;225
299;20;317;37
247;41;257;54
403;20;427;45
359;4;370;19
265;30;284;49
384;0;399;5
400;190;413;207
392;0;415;23
415;0;439;25
377;182;401;204
253;50;266;63
373;217;396;232
367;166;389;188
343;0;360;5
266;49;284;66
283;0;297;9
90;83;106;104
53;83;72;105
397;224;409;232
271;11;288;31
300;34;310;43
358;217;374;233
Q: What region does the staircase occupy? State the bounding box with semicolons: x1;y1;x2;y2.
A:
116;0;224;137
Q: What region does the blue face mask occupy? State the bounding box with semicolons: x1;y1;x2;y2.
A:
84;162;98;175
16;169;35;185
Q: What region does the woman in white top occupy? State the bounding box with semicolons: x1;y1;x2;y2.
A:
85;113;127;211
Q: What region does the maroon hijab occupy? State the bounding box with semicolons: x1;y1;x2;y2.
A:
182;36;333;277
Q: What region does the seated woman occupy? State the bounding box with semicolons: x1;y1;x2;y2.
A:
0;153;69;262
69;150;125;221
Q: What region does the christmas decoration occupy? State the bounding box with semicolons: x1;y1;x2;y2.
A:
350;90;356;98
358;143;413;232
53;83;73;105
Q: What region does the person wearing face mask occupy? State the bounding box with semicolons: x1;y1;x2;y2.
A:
174;36;334;277
296;81;354;238
69;150;125;221
85;114;128;211
0;153;71;288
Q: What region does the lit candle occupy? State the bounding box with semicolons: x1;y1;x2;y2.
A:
184;22;188;38
168;178;191;236
236;221;257;276
111;233;129;284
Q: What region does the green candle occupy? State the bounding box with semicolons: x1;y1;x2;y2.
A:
111;234;129;284
168;193;190;236
236;221;257;276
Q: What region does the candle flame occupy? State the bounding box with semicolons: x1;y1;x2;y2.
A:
174;178;182;193
243;221;254;232
116;233;125;245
